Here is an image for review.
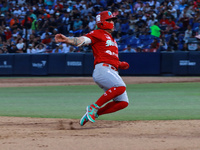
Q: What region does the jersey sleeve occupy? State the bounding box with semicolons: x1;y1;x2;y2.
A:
84;30;101;45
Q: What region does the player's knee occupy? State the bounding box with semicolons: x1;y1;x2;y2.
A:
116;86;126;95
122;101;129;108
108;86;126;97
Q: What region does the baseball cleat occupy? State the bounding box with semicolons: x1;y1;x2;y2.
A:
87;103;100;122
80;112;89;126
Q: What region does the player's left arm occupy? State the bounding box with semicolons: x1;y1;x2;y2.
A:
55;34;91;47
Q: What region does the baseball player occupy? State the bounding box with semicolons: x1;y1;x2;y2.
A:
55;11;130;126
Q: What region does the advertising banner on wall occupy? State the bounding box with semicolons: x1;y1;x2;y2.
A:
65;53;84;75
31;54;48;75
0;54;14;75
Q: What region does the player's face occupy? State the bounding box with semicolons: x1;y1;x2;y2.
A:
106;19;114;25
106;19;115;32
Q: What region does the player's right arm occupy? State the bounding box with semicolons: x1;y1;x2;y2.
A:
55;34;91;47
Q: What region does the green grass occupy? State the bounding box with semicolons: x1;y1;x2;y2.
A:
0;82;200;121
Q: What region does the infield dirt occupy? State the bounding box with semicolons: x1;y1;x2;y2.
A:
0;77;200;150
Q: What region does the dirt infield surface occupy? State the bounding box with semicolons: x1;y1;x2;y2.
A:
0;77;200;150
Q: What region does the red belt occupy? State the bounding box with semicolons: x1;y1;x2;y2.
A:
102;63;118;71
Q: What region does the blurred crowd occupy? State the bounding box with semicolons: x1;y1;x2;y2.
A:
0;0;200;54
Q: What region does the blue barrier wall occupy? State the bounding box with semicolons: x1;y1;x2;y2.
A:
0;52;200;76
48;54;66;74
188;51;200;75
14;54;31;75
160;52;173;74
119;52;160;75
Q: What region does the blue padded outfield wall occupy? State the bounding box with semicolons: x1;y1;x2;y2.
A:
0;52;200;76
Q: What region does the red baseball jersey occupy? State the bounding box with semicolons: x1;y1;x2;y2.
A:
85;29;119;69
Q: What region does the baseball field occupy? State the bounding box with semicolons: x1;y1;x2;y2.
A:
0;76;200;150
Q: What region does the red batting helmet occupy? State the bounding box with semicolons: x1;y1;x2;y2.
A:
96;11;117;30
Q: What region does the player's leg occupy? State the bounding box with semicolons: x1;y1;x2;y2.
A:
86;86;126;122
97;101;128;116
97;91;129;116
80;91;128;126
80;63;128;125
95;86;126;107
87;63;128;122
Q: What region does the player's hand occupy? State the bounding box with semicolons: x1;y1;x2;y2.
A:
118;61;129;70
55;34;68;43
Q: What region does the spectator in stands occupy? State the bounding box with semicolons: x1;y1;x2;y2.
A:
60;11;71;35
0;36;3;48
1;45;9;54
168;3;178;19
59;42;68;53
10;15;20;31
27;44;36;54
179;11;192;31
135;2;145;13
122;45;136;53
21;16;33;36
195;24;200;35
16;38;26;53
82;16;90;34
129;15;137;34
135;15;147;33
41;28;52;40
52;44;63;53
8;44;19;53
150;38;159;52
158;34;168;51
133;0;143;12
69;46;76;53
12;6;22;17
45;5;55;15
34;43;47;53
0;48;4;54
159;15;169;31
166;17;179;34
0;13;6;27
42;33;52;45
48;16;57;33
9;33;18;45
177;1;187;12
150;21;161;39
193;11;200;26
4;26;12;42
143;3;151;12
1;2;9;14
120;18;130;36
54;1;64;12
45;0;54;7
167;32;178;51
88;17;96;31
73;16;83;31
184;25;193;43
40;14;50;32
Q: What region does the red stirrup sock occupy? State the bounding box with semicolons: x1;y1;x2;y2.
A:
97;101;128;116
95;86;126;107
